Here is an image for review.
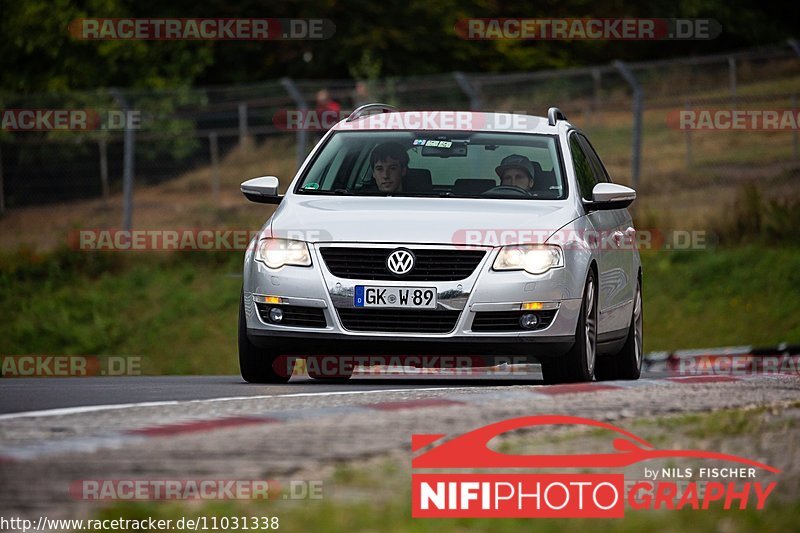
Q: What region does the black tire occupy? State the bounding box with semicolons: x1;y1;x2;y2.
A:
238;292;291;384
596;277;643;381
541;270;597;384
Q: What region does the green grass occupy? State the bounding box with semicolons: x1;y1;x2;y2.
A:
1;244;798;374
641;244;800;351
633;404;797;441
0;248;243;375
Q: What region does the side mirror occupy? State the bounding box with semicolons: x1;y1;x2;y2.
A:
241;176;282;204
584;183;636;211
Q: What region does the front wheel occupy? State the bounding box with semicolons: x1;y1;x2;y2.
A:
596;277;643;381
238;292;291;384
540;270;597;384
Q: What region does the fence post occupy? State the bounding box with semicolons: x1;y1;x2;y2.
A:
728;56;737;109
612;61;643;190
793;94;798;160
0;143;4;216
788;38;800;57
789;39;800;157
110;88;135;232
589;67;602;127
280;77;309;171
99;138;110;203
209;132;220;203
238;103;249;149
453;72;482;111
684;100;693;169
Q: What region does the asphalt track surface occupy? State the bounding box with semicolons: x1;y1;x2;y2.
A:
0;371;680;415
0;369;668;415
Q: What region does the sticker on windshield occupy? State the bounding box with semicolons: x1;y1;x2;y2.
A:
413;139;453;148
302;183;320;190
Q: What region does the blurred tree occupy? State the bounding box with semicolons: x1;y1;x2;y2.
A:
0;0;797;91
0;0;213;92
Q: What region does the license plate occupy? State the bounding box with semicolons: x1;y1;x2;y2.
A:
354;286;437;309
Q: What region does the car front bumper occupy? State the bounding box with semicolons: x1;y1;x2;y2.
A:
243;243;583;359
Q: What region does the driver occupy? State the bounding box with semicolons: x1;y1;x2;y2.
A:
495;154;535;192
359;142;409;193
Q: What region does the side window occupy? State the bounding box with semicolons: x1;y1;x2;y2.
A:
578;135;612;184
569;133;597;200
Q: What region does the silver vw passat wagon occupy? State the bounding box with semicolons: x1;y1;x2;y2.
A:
239;105;642;384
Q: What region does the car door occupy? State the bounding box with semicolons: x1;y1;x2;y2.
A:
567;131;616;335
577;133;635;334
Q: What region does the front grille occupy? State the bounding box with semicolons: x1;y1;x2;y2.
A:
319;247;485;281
336;308;461;333
256;303;327;328
471;310;557;332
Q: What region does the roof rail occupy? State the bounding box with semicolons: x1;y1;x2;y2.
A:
346;103;399;122
547;107;568;126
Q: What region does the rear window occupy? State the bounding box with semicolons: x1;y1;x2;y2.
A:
295;131;566;200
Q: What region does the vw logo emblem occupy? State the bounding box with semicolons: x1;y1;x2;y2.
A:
386;249;415;275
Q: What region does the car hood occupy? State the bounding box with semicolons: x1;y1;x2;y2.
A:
268;195;578;246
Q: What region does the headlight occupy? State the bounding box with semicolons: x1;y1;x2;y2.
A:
493;244;563;275
255;238;311;269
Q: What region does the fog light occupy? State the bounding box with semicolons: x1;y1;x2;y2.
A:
519;313;539;329
269;308;284;323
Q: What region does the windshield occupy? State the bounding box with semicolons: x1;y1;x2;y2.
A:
295;131;566;200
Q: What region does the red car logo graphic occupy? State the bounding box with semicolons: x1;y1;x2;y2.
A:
412;415;780;472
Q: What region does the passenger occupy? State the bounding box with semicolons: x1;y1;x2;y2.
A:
495;154;536;192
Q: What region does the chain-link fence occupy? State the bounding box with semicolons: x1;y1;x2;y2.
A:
1;41;798;224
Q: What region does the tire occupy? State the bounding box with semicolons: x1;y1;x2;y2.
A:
541;270;597;384
238;292;291;384
596;277;643;381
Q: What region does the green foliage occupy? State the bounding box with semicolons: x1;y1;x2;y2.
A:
1;0;798;91
0;0;214;92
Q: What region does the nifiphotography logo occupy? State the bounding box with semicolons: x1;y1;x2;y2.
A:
411;415;779;518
